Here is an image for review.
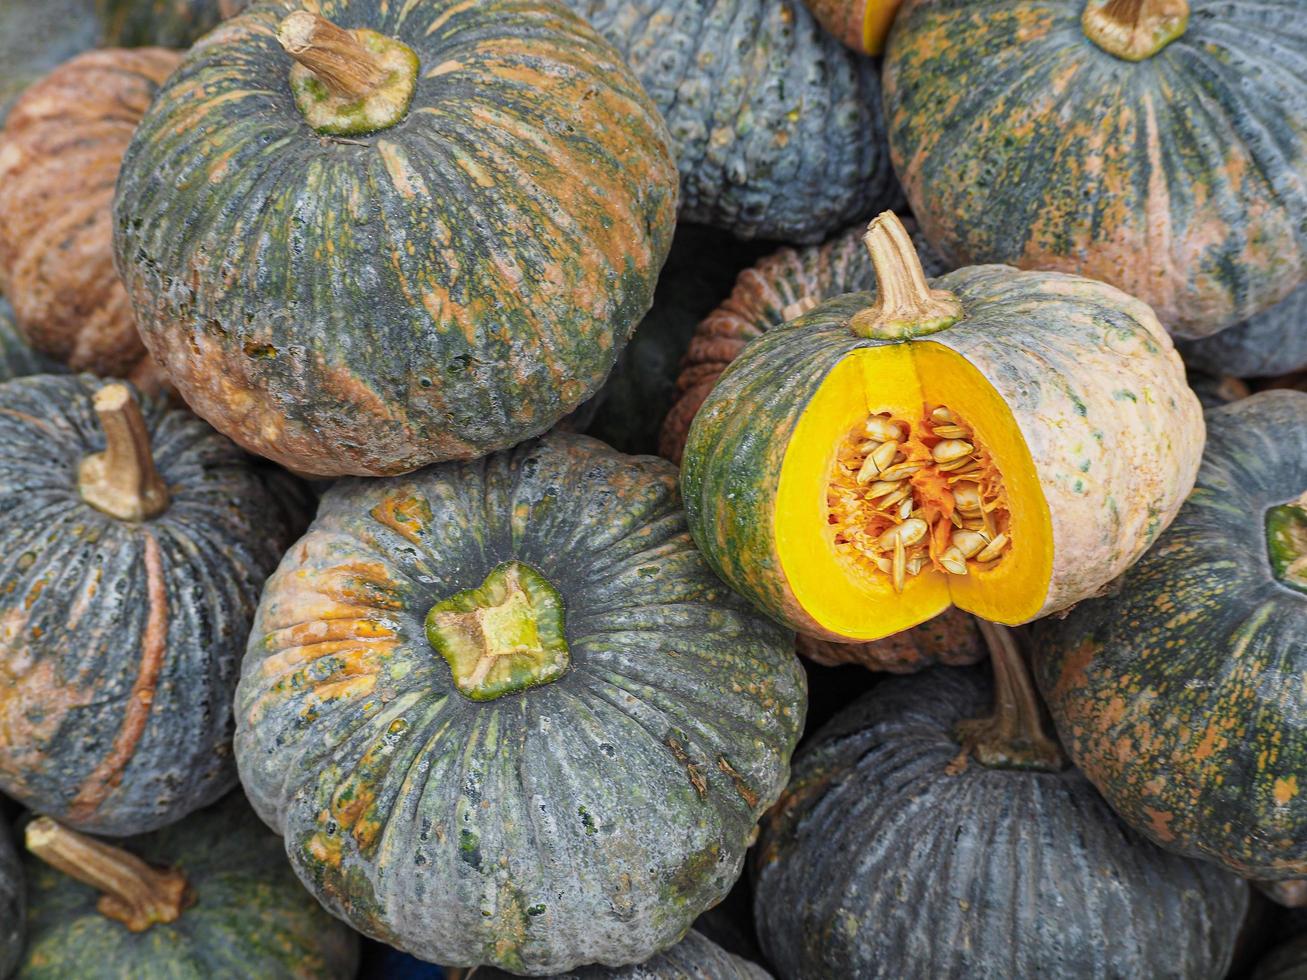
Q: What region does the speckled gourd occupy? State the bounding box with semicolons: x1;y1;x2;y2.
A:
1033;390;1307;879
1179;283;1307;379
113;0;678;477
235;432;805;973
883;0;1307;338
560;0;894;242
14;793;359;978
0;375;293;836
754;663;1249;979
1;814;23;980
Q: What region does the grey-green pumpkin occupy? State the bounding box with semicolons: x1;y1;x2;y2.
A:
15;792;359;978
1179;283;1307;379
0;0;99;123
476;930;771;980
0;299;63;384
235;431;805;974
1;813;23;979
0;375;294;836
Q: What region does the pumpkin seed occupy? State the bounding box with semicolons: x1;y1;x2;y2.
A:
953;483;982;514
951;529;989;558
871;440;900;472
898;497;914;520
892;535;906;593
937;456;978;472
932;439;974;463
878;518;928;550
940;547;969;575
864;416;904;442
855;455;881;484
878;463;922;481
975;532;1010;562
931;424;970;439
866;479;905;498
931;406;954;423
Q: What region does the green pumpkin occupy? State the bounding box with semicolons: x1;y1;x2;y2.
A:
114;0;678;478
476;931;771;979
16;793;358;978
0;0;99;123
235;431;804;973
1179;283;1307;379
754;664;1249;978
1;814;22;979
0;375;294;836
0;299;63;384
558;0;893;242
95;0;246;47
883;0;1307;339
1253;934;1307;980
1033;390;1307;879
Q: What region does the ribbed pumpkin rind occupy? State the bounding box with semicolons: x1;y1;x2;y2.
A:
558;0;894;243
1033;390;1307;879
753;667;1249;979
0;815;22;980
475;929;772;980
114;0;678;477
235;432;804;973
0;299;64;383
95;0;247;47
883;0;1307;338
0;374;293;835
680;266;1202;636
1179;282;1307;378
17;793;359;979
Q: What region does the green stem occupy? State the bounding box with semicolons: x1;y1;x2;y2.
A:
1267;491;1307;594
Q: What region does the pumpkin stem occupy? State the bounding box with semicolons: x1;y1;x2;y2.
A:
848;212;963;341
1082;0;1189;61
950;620;1066;773
78;382;170;522
1266;490;1307;595
277;11;419;137
25;817;192;932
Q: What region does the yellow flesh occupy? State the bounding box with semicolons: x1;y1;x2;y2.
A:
775;343;1053;641
862;0;902;55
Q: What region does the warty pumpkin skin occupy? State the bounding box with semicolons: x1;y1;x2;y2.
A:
0;375;293;836
681;213;1203;643
15;793;359;978
1032;390;1307;880
114;0;679;478
0;299;63;384
883;0;1307;339
0;48;179;392
753;665;1249;979
475;931;771;980
1179;283;1307;379
96;0;247;47
560;0;893;243
0;815;22;980
0;0;99;124
235;431;805;973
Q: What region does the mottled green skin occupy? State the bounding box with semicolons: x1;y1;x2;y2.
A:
753;667;1249;979
1180;282;1307;378
0;299;63;384
235;432;805;973
114;0;678;477
17;793;359;979
1253;934;1307;980
476;930;771;979
884;0;1307;339
0;375;294;836
0;0;99;123
1033;390;1307;879
1;815;22;979
561;0;895;242
96;0;246;48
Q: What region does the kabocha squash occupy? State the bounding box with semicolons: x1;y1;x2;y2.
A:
475;931;771;979
114;0;678;478
559;0;893;243
883;0;1307;339
96;0;247;47
1033;390;1307;879
753;659;1249;979
796;606;984;674
659;217;946;466
0;375;292;835
15;794;359;978
0;300;63;384
681;212;1203;643
235;432;804;973
801;0;902;55
1179;284;1307;379
0;0;99;123
0;48;179;391
1;815;22;980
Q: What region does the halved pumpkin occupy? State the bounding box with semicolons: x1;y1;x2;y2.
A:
681;212;1204;642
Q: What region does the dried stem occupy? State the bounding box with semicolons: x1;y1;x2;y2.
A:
1082;0;1189;61
25;817;192;932
848;212;963;340
277;10;387;99
77;383;169;522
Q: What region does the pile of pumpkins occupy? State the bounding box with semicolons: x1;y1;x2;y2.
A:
0;0;1303;976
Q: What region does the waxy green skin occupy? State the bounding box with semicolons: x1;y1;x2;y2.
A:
16;793;359;979
114;0;678;477
0;375;293;836
1033;390;1307;879
235;432;804;974
0;299;63;383
0;815;22;979
96;0;247;48
1180;282;1307;379
884;0;1307;339
476;929;771;980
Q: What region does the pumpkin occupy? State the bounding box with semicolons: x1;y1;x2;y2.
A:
680;211;1203;644
114;0;678;478
796;606;985;673
0;0;99;123
234;431;804;973
883;0;1307;339
659;217;946;466
96;0;247;47
801;0;902;55
559;0;893;243
0;299;63;384
1;814;22;980
753;652;1250;979
1187;369;1250;411
1253;935;1307;980
475;931;771;979
1179;283;1307;379
0;375;293;836
1032;389;1307;879
15;793;358;978
0;48;179;391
